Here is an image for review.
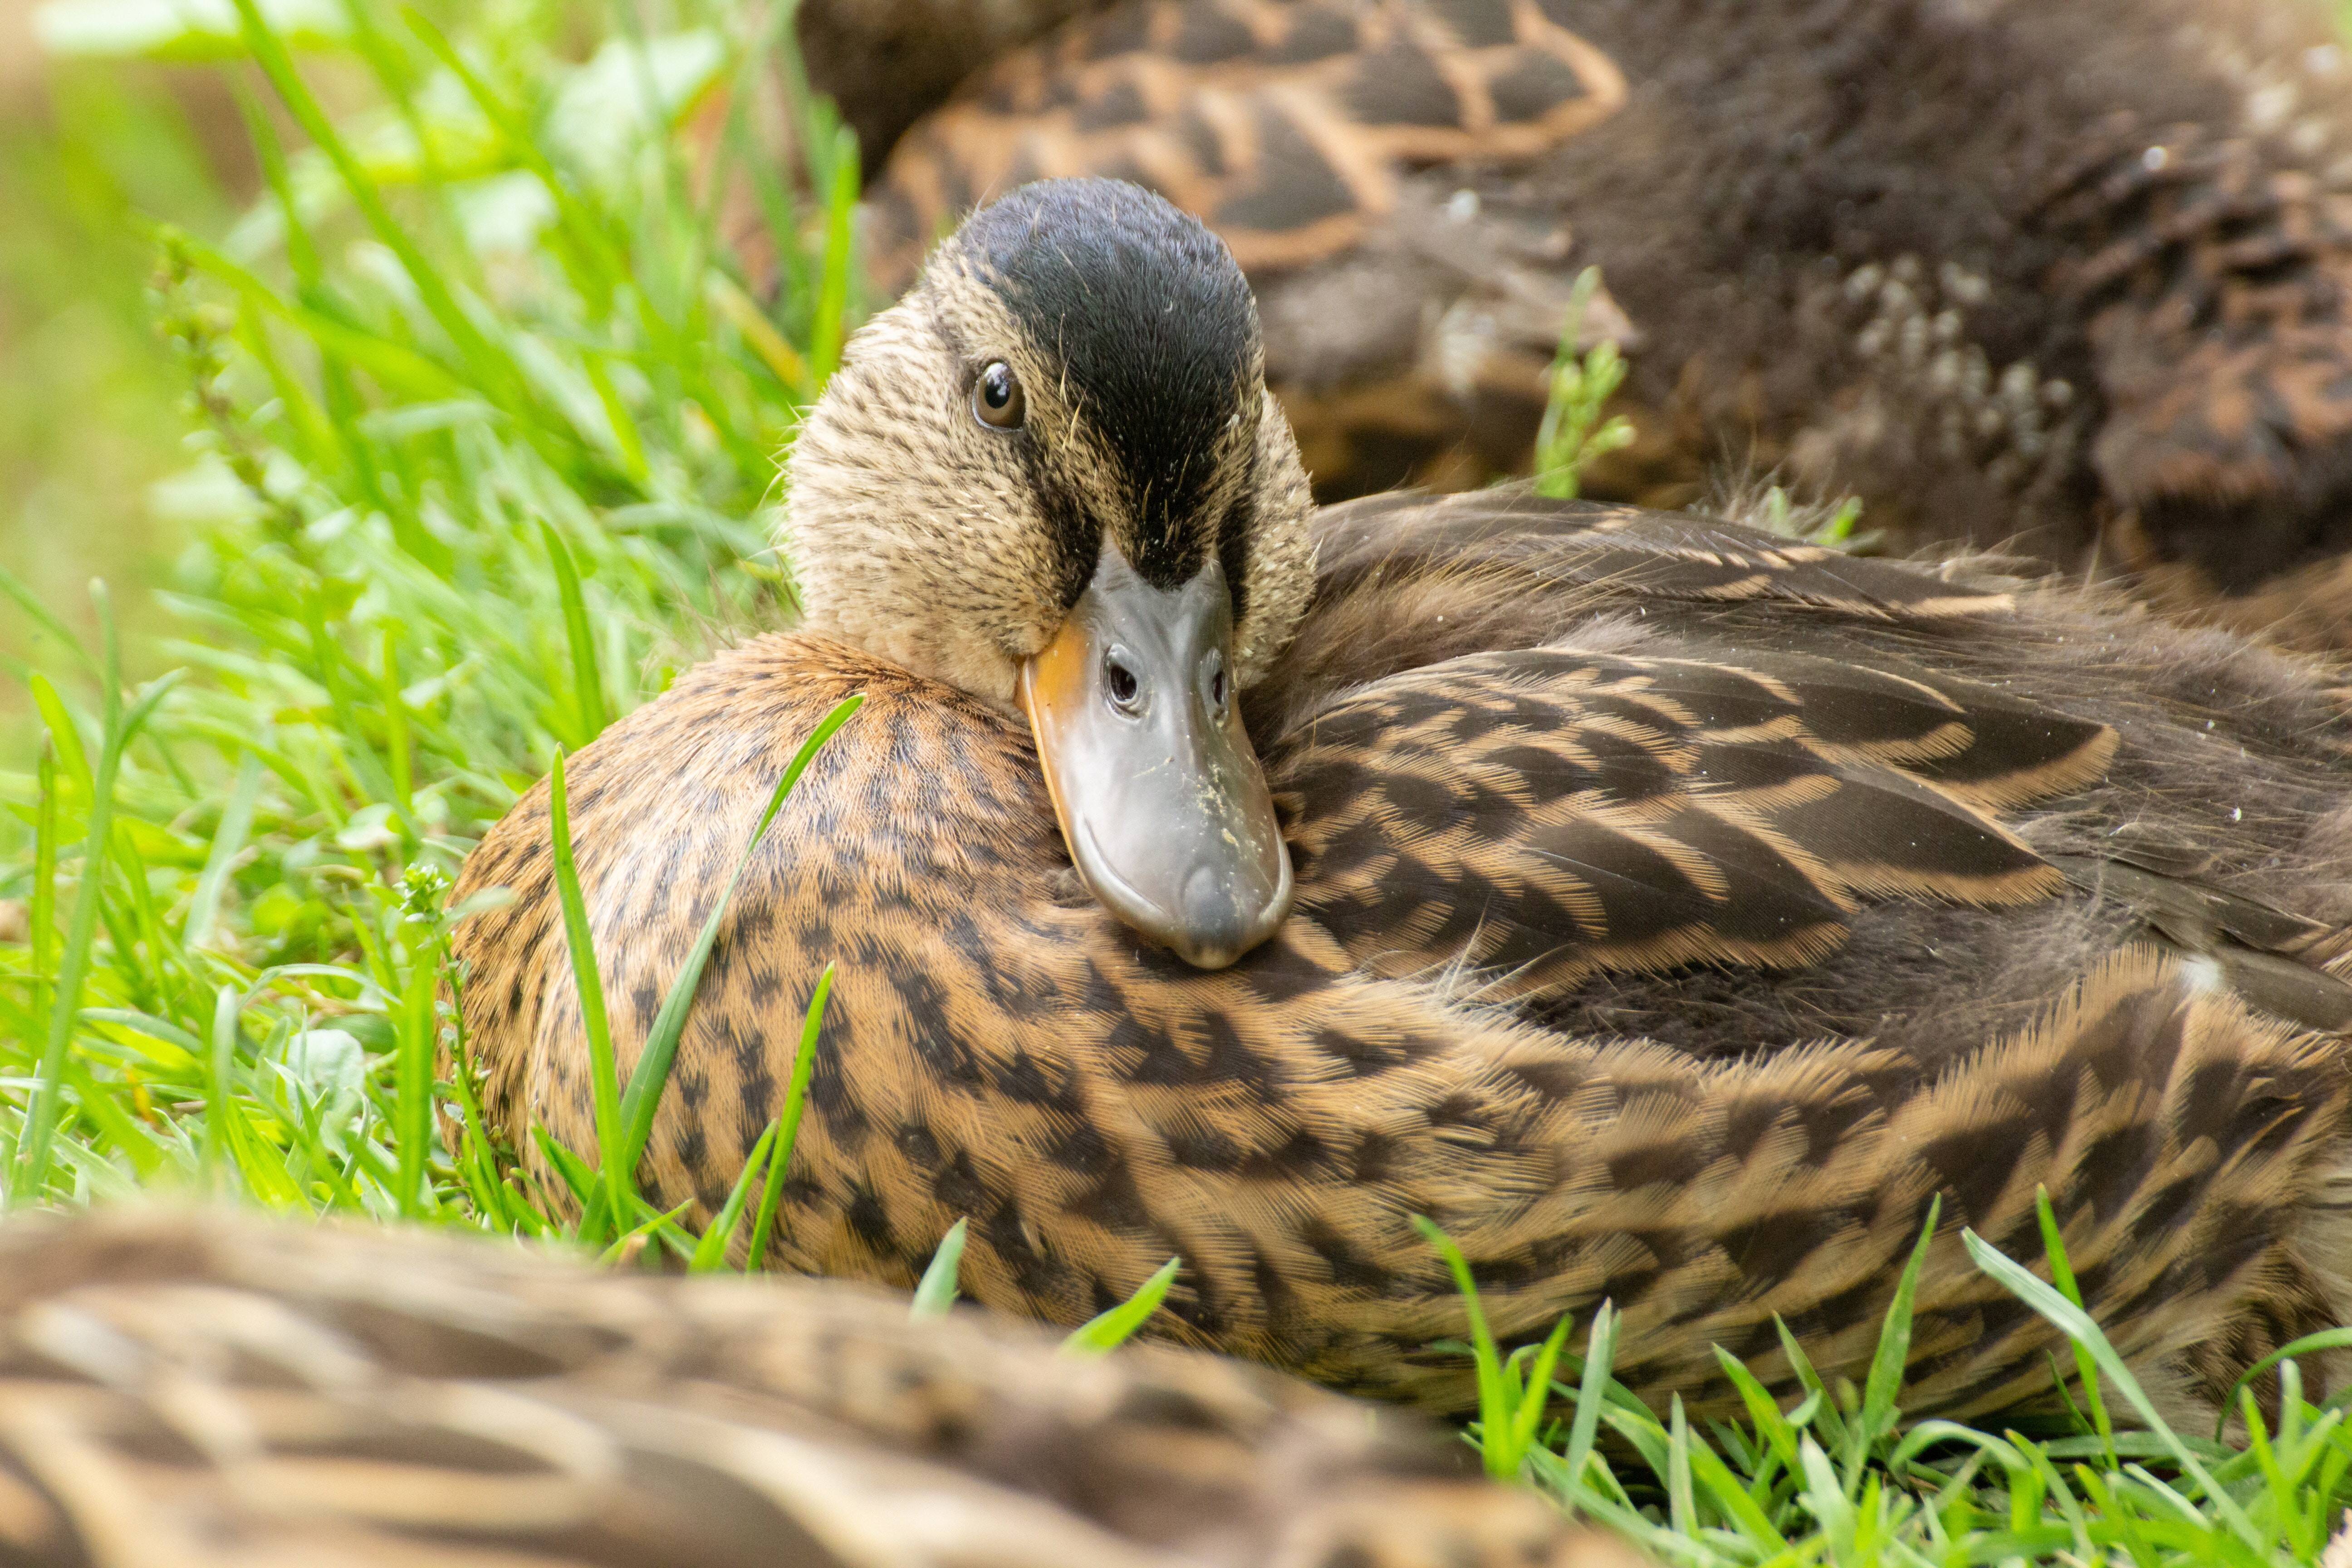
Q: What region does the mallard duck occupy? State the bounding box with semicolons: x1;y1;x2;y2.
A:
0;1206;1626;1568
456;178;2352;1429
782;0;2352;645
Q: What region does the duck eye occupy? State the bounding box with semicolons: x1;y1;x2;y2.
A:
975;362;1025;430
1104;650;1142;711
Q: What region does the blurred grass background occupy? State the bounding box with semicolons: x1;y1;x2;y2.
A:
0;0;234;700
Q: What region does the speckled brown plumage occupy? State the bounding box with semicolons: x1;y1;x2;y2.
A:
0;1207;1629;1568
813;0;2352;644
455;181;2352;1433
452;493;2352;1426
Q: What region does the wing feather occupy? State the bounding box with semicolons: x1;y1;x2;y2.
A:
1274;643;2111;1001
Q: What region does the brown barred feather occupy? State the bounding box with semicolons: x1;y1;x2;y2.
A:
453;493;2352;1427
1304;492;2022;625
0;1208;1628;1568
862;0;1625;289
1276;642;2093;1001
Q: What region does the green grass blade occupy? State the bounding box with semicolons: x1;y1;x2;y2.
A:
0;561;96;674
601;694;864;1228
688;1119;779;1273
1683;1424;1791;1549
227;0;519;408
378;625;415;822
806;127;859;390
530;1125;598;1209
1063;1255;1183;1355
28;746;59;1078
1962;1226;2264;1548
1412;1214;1513;1475
1854;1193;1941;1479
544;748;627;1243
911;1218;968;1318
2034;1184;2117;1462
1552;1300;1617;1517
539;523;609;744
1504;1310;1577;1469
184;754;263;950
394;931;441;1218
1712;1343;1801;1474
200;982;241;1187
744;962;835;1272
2224;1329;2352;1441
27;674;93;795
598;1199;695;1268
1796;1434;1858;1558
1774;1313;1847;1452
12;587;128;1206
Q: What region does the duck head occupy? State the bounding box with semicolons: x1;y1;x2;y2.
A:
784;179;1316;969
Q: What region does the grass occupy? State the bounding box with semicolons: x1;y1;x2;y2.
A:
3;3;2351;1562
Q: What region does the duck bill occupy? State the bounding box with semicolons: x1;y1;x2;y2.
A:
1019;548;1294;969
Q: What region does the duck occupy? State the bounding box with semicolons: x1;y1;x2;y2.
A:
455;177;2352;1429
778;0;2352;647
0;1205;1626;1568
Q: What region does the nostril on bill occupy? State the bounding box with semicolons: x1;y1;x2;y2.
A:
1201;649;1228;717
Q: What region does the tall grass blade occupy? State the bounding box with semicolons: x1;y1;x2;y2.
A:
27;675;93;795
1852;1193;1940;1482
609;694;862;1175
688;1119;779;1273
0;560;96;674
12;586;128;1206
807;127;859;390
227;0;518;407
1962;1227;2265;1548
1553;1301;1616;1516
545;748;628;1242
2035;1184;2117;1463
394;932;441;1217
744;962;834;1272
28;746;59;1083
539;522;609;743
184;755;262;949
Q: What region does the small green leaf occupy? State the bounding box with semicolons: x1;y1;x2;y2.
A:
689;1120;779;1273
744;962;835;1273
911;1219;968;1317
1063;1255;1182;1355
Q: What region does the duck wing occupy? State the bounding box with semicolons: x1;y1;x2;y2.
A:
1251;492;2024;733
0;1208;1623;1568
1271;638;2114;1001
864;0;1626;290
1306;489;2018;623
1268;490;2352;1027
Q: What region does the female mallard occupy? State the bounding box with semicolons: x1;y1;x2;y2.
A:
0;1207;1619;1568
456;178;2352;1425
785;0;2352;645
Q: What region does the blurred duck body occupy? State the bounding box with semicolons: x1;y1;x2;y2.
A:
0;1206;1626;1568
